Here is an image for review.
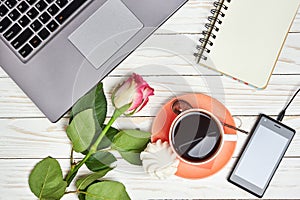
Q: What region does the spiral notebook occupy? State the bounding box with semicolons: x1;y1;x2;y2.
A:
195;0;300;89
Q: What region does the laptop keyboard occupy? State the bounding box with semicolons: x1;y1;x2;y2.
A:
0;0;88;62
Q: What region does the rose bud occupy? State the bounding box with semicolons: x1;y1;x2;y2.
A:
112;73;154;115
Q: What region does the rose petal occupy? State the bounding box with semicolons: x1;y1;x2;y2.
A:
112;73;154;115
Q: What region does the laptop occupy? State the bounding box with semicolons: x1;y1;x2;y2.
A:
0;0;188;122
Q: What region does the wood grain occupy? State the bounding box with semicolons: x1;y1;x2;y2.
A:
1;1;300;77
0;75;299;118
0;116;299;159
0;158;299;200
109;33;300;75
156;0;300;34
0;32;299;77
0;0;299;199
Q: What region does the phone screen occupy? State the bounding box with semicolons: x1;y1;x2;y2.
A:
229;115;295;197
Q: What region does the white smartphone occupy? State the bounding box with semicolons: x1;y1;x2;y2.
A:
228;114;295;198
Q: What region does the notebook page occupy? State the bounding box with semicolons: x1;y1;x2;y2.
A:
200;0;300;88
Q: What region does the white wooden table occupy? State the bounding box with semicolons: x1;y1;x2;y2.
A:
1;0;300;199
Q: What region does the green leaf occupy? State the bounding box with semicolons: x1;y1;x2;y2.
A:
97;126;119;150
94;84;107;126
81;126;119;155
71;83;107;127
119;150;142;165
29;157;67;200
66;109;96;153
112;130;151;152
76;168;112;190
112;130;150;166
85;151;117;172
85;181;130;200
78;193;85;200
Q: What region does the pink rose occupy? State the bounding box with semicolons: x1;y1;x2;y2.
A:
112;73;154;115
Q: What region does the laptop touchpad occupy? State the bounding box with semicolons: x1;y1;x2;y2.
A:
68;0;143;69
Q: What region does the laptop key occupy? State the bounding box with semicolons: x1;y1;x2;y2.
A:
18;43;33;58
8;9;21;21
27;7;38;19
0;17;12;33
17;1;29;13
26;0;36;5
5;0;17;9
39;11;50;23
56;0;68;8
35;0;47;11
56;0;86;24
18;15;30;27
29;35;41;48
3;23;21;41
30;19;42;31
46;20;58;32
38;27;49;40
0;4;9;17
11;27;33;49
45;0;54;3
47;4;59;16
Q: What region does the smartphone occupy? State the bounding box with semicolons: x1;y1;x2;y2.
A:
228;114;295;198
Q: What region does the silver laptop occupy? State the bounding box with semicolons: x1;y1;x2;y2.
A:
0;0;188;122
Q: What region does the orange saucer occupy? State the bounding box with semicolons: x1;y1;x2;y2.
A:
151;93;237;179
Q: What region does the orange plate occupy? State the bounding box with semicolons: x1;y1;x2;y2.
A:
151;93;237;179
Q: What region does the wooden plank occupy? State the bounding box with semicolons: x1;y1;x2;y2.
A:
156;0;300;34
0;70;7;78
0;158;299;199
0;75;299;118
291;8;300;32
1;32;300;77
275;33;300;74
0;116;299;158
104;33;300;75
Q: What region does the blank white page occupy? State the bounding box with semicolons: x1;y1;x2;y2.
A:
200;0;300;88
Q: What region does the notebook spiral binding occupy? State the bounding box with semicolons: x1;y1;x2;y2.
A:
194;0;231;63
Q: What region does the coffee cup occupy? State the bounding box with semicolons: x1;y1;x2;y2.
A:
169;109;237;165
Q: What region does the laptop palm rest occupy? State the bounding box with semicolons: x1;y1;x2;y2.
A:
68;0;144;69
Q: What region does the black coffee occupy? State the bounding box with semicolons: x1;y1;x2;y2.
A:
171;112;221;163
